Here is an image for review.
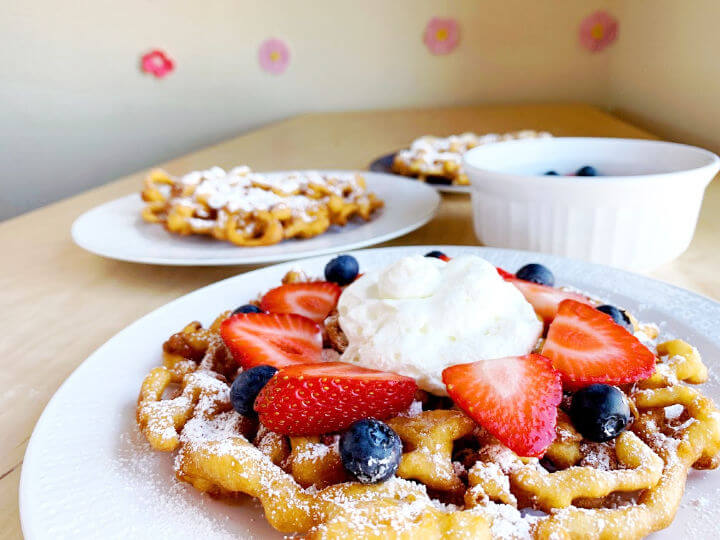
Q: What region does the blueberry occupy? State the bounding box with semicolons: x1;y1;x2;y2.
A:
515;263;555;286
576;165;598;177
596;304;633;332
569;384;631;442
544;170;559;176
230;365;277;417
424;250;448;260
324;255;359;286
339;419;402;483
232;304;263;315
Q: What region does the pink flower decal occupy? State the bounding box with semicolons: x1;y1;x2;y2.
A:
423;17;460;55
258;38;290;74
579;11;618;52
141;49;174;78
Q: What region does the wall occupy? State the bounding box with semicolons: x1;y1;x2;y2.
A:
608;1;720;154
1;0;613;220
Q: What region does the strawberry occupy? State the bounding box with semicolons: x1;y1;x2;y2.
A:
254;362;418;435
506;277;592;323
260;282;341;323
541;299;656;390
220;313;322;370
442;354;562;457
496;267;515;279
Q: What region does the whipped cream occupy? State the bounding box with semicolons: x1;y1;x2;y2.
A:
338;255;543;395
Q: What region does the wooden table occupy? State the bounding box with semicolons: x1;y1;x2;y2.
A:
2;104;718;537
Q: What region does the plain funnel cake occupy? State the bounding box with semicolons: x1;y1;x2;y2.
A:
140;167;383;246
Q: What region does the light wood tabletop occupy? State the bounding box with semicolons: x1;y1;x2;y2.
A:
2;103;719;537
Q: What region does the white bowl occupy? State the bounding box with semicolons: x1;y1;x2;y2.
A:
463;137;719;272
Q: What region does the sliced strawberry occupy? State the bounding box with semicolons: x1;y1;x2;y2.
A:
496;267;515;279
260;282;341;323
541;299;656;390
255;362;417;435
220;313;322;370
442;354;561;457
506;277;592;323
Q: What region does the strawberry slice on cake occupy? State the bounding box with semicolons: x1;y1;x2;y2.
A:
505;277;593;323
220;312;323;370
495;266;515;280
442;354;562;457
260;281;341;323
541;299;656;389
254;362;418;435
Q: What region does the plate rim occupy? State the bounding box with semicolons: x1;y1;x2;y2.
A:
19;245;720;539
70;171;441;266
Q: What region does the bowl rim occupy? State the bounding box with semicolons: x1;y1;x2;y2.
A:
463;137;720;185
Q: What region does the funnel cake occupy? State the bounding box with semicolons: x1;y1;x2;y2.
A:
141;167;383;246
136;261;720;539
392;130;552;185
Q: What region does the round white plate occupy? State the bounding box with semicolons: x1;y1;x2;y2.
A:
20;246;720;539
368;153;472;194
71;171;440;266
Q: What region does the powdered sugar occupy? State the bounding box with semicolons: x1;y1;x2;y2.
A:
395;130;552;177
311;486;431;536
292;441;332;463
481;500;537;539
665;404;685;421
634;322;661;349
579;442;617;470
112;427;246;539
160;167;372;227
399;400;424;417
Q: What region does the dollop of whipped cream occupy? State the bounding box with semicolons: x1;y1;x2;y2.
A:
337;255;543;395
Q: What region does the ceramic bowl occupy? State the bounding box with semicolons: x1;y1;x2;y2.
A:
463;137;719;272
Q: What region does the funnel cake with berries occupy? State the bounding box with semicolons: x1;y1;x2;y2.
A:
136;252;720;539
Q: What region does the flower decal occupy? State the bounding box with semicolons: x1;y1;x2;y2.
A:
579;11;618;52
140;49;175;78
258;38;290;74
423;17;460;55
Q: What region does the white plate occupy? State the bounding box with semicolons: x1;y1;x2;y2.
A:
368;153;472;194
71;171;440;265
20;246;720;539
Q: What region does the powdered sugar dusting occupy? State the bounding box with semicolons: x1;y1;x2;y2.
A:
395;130;552;177
293;441;332;463
112;427;246;539
399;400;424;417
579;442;618;471
308;478;470;538
147;166;378;234
482;501;536;539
